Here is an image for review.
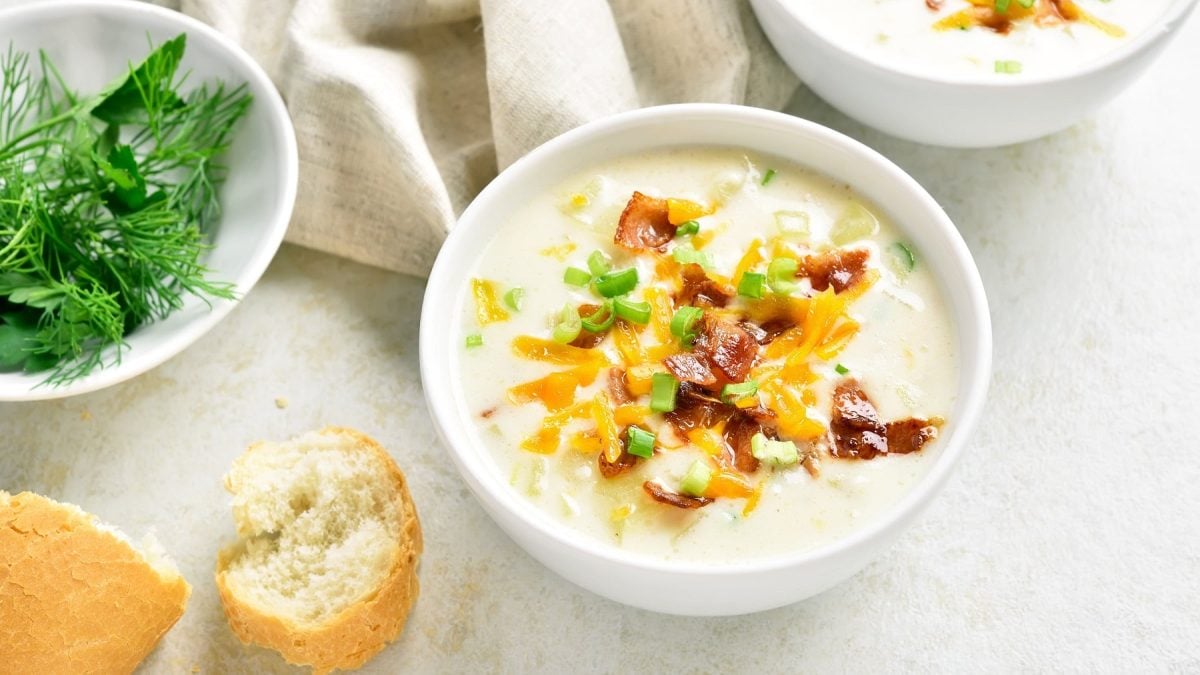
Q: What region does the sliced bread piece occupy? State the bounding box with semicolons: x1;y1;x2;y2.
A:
0;491;190;674
215;427;422;673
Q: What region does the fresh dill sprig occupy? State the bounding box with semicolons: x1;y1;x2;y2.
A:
0;34;252;385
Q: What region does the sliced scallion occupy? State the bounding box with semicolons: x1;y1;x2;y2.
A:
750;432;800;466
587;250;612;277
767;257;799;295
650;372;679;413
835;363;850;375
888;241;916;276
465;333;484;348
721;379;758;404
613;297;651;325
670;306;703;344
563;266;591;287
503;287;525;312
761;168;777;186
672;243;715;269
581;301;615;332
551;304;582;344
626;426;656;459
737;271;766;299
675;220;700;237
995;0;1011;12
994;59;1023;74
594;267;638;297
680;460;713;497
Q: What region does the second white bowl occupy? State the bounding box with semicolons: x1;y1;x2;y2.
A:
750;0;1198;147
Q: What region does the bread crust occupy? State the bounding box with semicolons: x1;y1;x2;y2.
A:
215;427;423;673
0;492;190;675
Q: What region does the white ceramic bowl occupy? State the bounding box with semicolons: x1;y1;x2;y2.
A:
421;104;992;616
750;0;1199;147
0;0;297;401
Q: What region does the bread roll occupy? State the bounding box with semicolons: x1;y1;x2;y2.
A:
215;427;422;673
0;491;190;674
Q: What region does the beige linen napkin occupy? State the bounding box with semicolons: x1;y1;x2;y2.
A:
3;0;798;276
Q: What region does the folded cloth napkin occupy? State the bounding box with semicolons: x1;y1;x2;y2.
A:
2;0;798;276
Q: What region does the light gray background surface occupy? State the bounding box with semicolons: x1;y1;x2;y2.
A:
3;19;1199;675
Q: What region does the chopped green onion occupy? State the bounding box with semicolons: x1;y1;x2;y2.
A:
738;271;766;299
1017;0;1035;6
994;59;1023;75
551;304;582;344
594;267;638;297
750;432;800;466
650;372;679;412
680;460;713;497
613;297;651;325
670;306;704;344
835;363;850;375
465;333;484;348
672;243;715;269
766;257;799;295
995;0;1011;12
888;242;916;276
760;168;777;186
721;379;758;404
675;220;700;237
587;250;612;276
581;301;615;332
775;210;810;240
626;427;656;459
563;267;591;287
503;287;525;312
830;202;879;245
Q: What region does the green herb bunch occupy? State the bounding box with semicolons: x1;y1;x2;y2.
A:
0;34;252;385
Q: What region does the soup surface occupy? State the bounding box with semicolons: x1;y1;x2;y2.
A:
794;0;1172;78
455;147;959;562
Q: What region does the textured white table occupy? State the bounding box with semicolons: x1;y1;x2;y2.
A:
3;20;1199;674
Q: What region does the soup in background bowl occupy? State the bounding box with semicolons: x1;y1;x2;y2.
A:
420;105;991;615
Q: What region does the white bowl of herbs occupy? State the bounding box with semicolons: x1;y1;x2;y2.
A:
0;1;297;400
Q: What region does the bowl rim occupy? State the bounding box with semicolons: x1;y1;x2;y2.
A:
421;103;993;577
0;0;299;402
756;0;1200;88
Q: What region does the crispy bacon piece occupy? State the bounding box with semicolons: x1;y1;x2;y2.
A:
663;353;718;387
830;379;940;460
677;263;731;308
886;418;941;454
925;0;942;9
693;315;758;383
801;248;871;294
723;413;768;474
643;481;713;509
614;191;675;251
664;383;730;434
738;318;793;346
570;303;611;349
606;367;634;404
598;429;640;478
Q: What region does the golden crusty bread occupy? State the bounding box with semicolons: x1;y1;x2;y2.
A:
0;491;190;674
215;427;422;673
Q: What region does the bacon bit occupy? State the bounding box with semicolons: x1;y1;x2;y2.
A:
471;278;509;325
677;263;732;308
830;379;940;459
663;352;718;387
615;191;676;251
606;367;634;404
571;303;612;349
643;481;713;509
723;413;766;473
802;452;821;478
480;406;498;419
665;383;729;434
801;248;871;294
738;318;793;346
925;0;942;9
886;417;942;454
599;443;640;478
693;315;758;384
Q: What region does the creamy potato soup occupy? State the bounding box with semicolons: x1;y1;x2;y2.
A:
796;0;1172;78
456;148;958;562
